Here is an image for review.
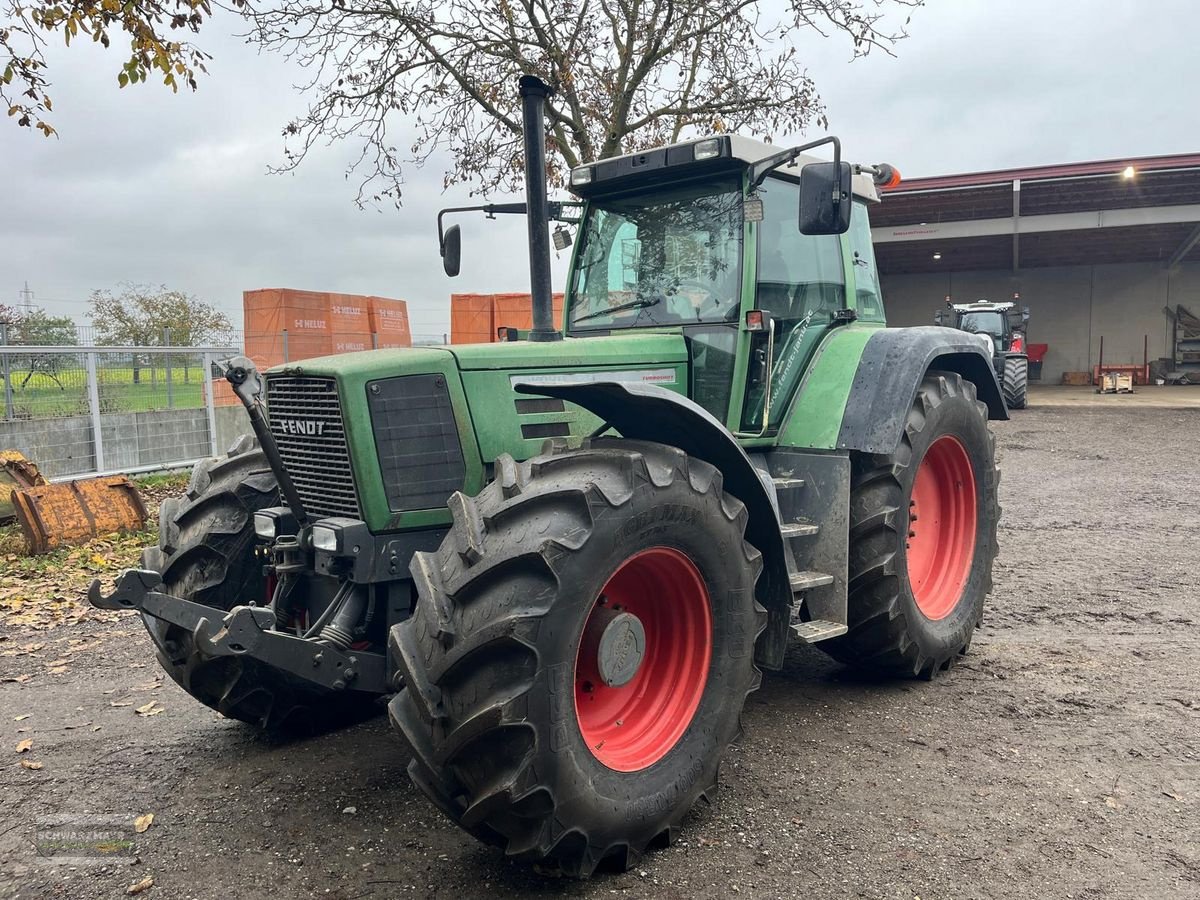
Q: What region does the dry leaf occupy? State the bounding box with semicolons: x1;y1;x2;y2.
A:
134;813;154;834
20;759;43;770
46;658;68;667
110;701;133;708
47;666;67;675
14;714;30;721
15;739;32;753
135;701;164;717
127;876;154;895
1163;791;1183;802
1104;796;1120;809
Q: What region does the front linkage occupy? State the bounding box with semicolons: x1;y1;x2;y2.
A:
89;570;387;693
88;355;392;699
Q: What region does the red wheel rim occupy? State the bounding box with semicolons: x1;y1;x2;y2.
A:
907;435;977;620
573;547;712;772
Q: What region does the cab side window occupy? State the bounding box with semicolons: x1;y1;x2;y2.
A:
755;178;845;322
848;200;885;322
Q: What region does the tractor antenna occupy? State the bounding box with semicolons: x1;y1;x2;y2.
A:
518;75;562;342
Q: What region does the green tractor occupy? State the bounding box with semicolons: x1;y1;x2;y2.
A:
93;76;1005;876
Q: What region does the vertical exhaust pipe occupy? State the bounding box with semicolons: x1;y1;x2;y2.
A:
518;75;562;342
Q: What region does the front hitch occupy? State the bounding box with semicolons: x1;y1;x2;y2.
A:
89;570;388;694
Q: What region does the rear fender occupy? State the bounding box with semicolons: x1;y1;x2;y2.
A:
836;326;1007;456
514;380;793;641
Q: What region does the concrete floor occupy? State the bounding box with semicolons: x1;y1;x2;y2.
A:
1029;383;1200;407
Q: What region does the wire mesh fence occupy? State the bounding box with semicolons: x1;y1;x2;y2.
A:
0;345;239;480
0;320;453;479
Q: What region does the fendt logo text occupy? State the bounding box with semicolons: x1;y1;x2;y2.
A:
277;419;326;436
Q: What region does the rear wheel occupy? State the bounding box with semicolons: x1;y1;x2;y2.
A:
822;371;999;677
144;437;378;732
1002;355;1028;409
388;439;765;876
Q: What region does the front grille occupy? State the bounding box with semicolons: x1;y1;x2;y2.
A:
265;375;361;519
367;374;466;511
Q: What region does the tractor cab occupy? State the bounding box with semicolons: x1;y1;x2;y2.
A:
444;133;898;440
938;299;1031;355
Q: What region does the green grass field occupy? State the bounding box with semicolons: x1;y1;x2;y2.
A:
0;363;208;419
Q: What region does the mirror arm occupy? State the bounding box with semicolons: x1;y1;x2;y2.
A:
437;201;584;252
749;135;842;191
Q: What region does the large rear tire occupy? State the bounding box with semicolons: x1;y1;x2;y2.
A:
1002;355;1028;409
143;437;378;732
388;439;766;876
822;371;999;677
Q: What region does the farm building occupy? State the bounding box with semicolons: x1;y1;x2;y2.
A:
874;153;1200;383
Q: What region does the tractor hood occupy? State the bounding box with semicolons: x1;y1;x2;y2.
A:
266;333;688;533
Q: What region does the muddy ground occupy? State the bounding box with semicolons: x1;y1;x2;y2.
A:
1;404;1197;899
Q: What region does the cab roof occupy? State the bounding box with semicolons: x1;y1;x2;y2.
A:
569;134;880;202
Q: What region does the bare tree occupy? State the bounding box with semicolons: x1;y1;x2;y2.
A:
234;0;920;203
1;0;214;137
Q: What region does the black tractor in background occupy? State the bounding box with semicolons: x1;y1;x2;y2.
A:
938;299;1031;409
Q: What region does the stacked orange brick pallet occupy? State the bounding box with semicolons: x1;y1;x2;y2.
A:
450;292;564;344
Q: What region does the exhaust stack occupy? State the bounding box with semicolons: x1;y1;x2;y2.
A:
518;75;561;342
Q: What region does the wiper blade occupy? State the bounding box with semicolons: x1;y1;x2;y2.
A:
573;296;661;323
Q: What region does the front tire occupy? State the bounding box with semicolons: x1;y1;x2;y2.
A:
822;371;999;677
388;439;766;876
1002;355;1028;409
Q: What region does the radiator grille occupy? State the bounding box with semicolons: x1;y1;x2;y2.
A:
265;375;361;519
368;374;467;511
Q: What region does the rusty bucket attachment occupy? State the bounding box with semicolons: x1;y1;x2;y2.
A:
11;476;148;554
0;451;47;524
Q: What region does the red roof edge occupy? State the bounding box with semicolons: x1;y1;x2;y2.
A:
884;152;1200;193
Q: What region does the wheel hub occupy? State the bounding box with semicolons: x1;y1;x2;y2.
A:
573;547;713;772
907;434;978;620
584;607;646;688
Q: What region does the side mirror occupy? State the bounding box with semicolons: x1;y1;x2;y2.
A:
1022;306;1031;324
441;224;461;277
799;161;853;235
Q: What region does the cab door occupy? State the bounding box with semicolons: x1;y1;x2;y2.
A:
739;176;848;433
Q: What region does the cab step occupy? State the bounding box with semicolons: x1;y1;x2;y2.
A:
780;520;819;539
772;476;805;491
792;619;849;643
789;570;834;592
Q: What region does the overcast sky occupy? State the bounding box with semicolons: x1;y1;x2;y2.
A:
1;0;1196;339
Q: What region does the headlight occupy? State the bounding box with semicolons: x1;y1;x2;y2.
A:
253;513;277;540
693;138;722;161
569;166;593;186
312;525;339;553
253;507;298;541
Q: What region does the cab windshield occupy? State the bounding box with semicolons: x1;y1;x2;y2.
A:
568;176;743;330
957;311;1006;339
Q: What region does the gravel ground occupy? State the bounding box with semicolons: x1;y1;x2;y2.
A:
1;404;1197;899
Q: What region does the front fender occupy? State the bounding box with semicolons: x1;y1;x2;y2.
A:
836;326;1008;456
514;380;791;628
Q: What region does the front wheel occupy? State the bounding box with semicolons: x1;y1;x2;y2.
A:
388;439;765;876
822;371;1000;677
1002;355;1028;409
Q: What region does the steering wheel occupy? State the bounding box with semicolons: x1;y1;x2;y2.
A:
659;279;719;320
